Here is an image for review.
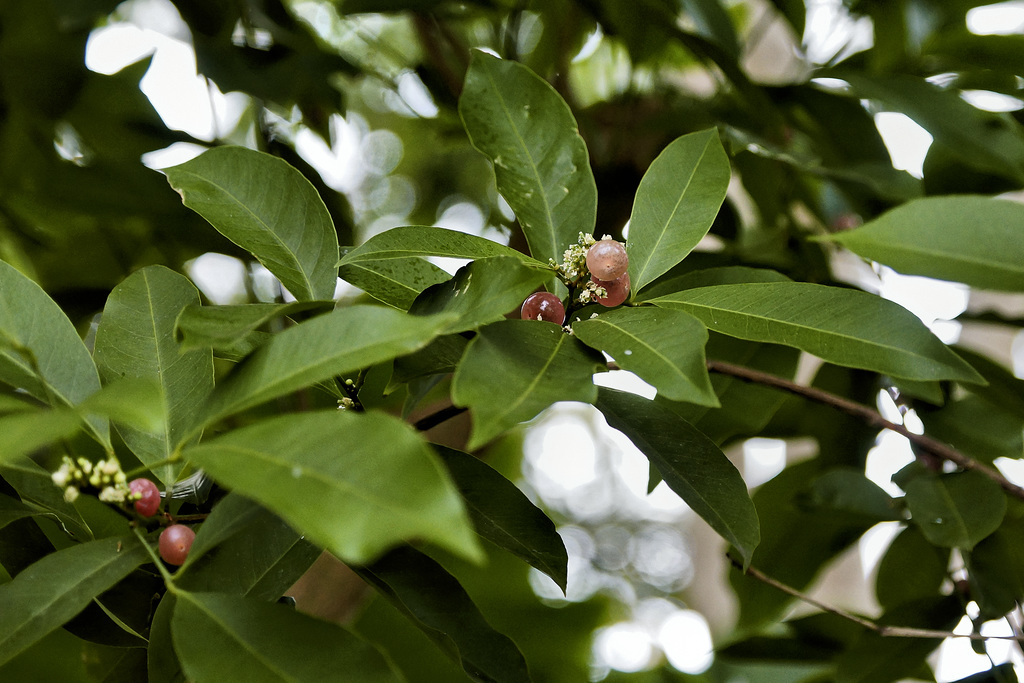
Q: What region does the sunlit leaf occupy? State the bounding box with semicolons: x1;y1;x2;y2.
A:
650;282;984;383
172;592;403;683
94;266;213;486
0;259;107;447
339;226;545;267
460;51;597;265
452;319;606;449
183;410;483;565
627;129;731;294
338;258;451;310
819;196;1024;291
164;146;340;301
175;300;336;352
573;307;717;405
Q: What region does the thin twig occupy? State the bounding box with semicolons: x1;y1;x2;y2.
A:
706;360;1024;502
730;557;1024;642
413;404;466;432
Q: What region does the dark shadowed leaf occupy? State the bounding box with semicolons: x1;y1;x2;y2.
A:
460;51;597;265
452;319;606;449
353;545;532;683
172;591;403;683
338;257;451;310
175;300;336;352
163;146;339;301
596;388;759;566
436;446;568;592
0;535;148;667
183;410;482;565
905;470;1006;549
875;526;949;610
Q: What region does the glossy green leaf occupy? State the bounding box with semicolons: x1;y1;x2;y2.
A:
596;388;759;566
572;307;718;405
627;129;731;294
436;446;568;592
0;259;107;447
0;535;148;667
164;146;340;301
459;51;597;265
94;266;213;486
875;525;949;610
452;319;606;449
410;257;554;333
956;347;1024;420
148;594;185;683
353;545;531;683
919;395;1023;464
965;514;1024;620
176;494;320;600
172;592;403;683
183;410;482;565
338;257;451;310
905;470;1006;549
803;469;900;522
820;196;1024;291
0;495;38;532
197;305;452;429
339;226;545;267
175;300;336;352
650;282;984;383
0;409;83;465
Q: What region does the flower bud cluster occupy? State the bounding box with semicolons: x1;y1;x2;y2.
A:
51;455;131;504
577;279;608;304
550;232;601;283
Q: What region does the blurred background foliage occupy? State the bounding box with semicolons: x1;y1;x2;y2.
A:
5;0;1024;679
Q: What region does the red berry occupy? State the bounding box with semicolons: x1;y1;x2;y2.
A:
586;239;629;281
129;478;161;517
521;292;565;324
591;272;631;307
159;524;196;566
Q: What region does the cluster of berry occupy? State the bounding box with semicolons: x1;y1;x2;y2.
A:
128;478;196;565
521;237;630;325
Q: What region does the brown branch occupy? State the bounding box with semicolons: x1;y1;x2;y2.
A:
730;557;1024;642
413;404;466;432
706;359;1024;502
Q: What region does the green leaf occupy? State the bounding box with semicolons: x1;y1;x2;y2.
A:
338;258;451;310
0;259;107;447
148;594;185;683
919;395;1023;464
904;470;1006;549
596;388;760;566
172;592;403;683
163;146;340;301
353;545;531;683
198;305;452;429
956;347;1024;420
680;0;739;58
627;129;731;294
572;307;718;405
965;514;1024;620
802;469;900;522
339;226;545;267
0;535;148;667
875;525;949;610
452;319;606;449
175;494;320;600
436;446;568;592
0;409;84;465
650;282;984;383
819;196;1024;291
175;300;336;352
94;266;213;486
0;495;40;533
0;457;91;541
409;257;554;333
459;51;597;265
183;410;483;565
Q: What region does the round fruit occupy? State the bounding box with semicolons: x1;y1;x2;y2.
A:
129;478;161;517
521;292;565;324
592;272;630;307
159;524;196;566
586;239;629;281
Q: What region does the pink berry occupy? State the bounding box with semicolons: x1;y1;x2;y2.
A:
159;524;196;566
586;239;629;281
521;292;565;324
129;478;161;517
591;272;631;307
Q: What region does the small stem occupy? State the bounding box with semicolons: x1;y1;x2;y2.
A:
706;360;1024;502
124;453;182;479
132;526;175;585
413;404;466;432
730;556;1024;641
